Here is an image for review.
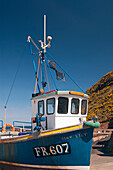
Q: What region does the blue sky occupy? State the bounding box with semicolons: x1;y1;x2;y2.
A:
0;0;113;123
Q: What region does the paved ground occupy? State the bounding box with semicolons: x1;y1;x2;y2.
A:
90;154;113;170
90;139;113;170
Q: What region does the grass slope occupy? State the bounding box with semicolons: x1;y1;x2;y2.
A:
86;71;113;123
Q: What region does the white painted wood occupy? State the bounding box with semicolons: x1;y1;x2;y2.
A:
31;91;88;131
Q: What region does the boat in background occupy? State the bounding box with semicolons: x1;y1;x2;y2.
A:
0;15;100;170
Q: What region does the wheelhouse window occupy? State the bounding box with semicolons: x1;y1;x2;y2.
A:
58;97;68;114
71;98;79;114
38;100;44;115
81;100;87;115
47;98;55;115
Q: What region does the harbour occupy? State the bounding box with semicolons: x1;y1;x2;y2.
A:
0;1;113;169
91;148;113;170
0;15;100;169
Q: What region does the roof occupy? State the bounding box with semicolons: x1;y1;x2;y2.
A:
31;90;88;100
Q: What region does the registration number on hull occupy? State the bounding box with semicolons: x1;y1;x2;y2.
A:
33;142;70;157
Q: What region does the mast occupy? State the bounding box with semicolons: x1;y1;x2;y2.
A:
44;15;46;53
41;15;46;90
27;15;57;94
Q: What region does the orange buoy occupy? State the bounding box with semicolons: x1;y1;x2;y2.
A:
2;123;15;132
40;88;44;94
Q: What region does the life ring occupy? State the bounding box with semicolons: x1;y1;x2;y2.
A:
2;123;15;132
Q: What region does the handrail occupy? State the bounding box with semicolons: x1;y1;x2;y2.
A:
0;120;3;128
13;121;32;131
13;121;32;125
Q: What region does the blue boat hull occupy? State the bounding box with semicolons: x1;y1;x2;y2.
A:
0;127;93;169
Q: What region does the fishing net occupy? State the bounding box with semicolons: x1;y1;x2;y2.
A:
48;60;65;81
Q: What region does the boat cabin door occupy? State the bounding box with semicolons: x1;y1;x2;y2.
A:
37;100;47;130
37;97;56;130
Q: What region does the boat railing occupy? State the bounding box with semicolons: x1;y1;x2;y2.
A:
13;121;32;132
0;120;3;132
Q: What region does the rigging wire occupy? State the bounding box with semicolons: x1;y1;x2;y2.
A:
45;62;50;91
34;53;41;94
46;51;85;94
45;54;58;91
4;43;27;107
30;37;40;52
28;38;40;93
40;59;43;89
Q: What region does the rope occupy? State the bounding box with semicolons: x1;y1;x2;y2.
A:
30;38;40;52
46;51;85;94
34;54;41;94
5;44;27;107
45;62;50;91
41;59;42;89
45;54;58;91
28;40;40;92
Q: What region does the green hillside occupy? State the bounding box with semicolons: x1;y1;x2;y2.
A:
86;71;113;123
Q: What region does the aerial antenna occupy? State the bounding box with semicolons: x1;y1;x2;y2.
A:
38;15;52;52
27;15;53;93
44;15;46;53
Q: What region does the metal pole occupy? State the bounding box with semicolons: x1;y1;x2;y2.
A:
4;106;6;131
44;15;46;53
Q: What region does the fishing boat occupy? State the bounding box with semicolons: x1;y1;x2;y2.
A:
0;15;100;170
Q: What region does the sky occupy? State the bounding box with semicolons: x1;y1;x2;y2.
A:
0;0;113;124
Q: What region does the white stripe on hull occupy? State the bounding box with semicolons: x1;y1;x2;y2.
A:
0;161;90;170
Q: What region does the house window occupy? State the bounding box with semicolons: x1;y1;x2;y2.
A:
81;100;87;115
47;98;55;115
71;98;79;114
58;97;68;114
38;100;44;115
